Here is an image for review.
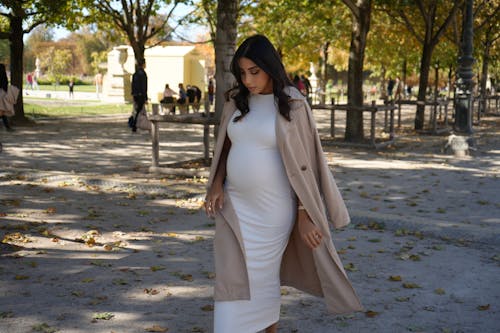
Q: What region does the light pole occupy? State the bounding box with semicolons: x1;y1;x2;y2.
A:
454;0;475;134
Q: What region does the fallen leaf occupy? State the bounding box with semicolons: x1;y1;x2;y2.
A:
344;263;358;272
112;278;128;285
45;207;57;214
395;296;410;302
0;311;14;318
434;288;446;295
200;304;214;311
388;275;402;282
92;312;114;320
150;265;166;272
181;274;193;282
145;325;169;332
32;322;57;333
144;288;159;295
14;275;29;280
365;310;379;317
402;282;421;289
368;238;381;243
477;304;490;311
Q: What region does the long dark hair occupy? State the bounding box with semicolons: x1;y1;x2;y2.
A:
229;35;293;121
0;64;8;92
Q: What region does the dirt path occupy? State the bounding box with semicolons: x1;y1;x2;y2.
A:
1;110;499;333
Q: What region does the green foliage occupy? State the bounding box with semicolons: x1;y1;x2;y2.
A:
240;0;350;74
39;48;72;83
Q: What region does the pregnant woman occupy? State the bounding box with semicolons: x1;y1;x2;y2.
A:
205;35;363;333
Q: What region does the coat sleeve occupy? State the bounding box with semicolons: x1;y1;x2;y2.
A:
302;101;350;228
206;99;235;189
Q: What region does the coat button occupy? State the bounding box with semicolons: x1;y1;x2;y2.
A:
301;165;307;171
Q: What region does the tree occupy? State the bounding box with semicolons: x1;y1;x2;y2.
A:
39;48;72;85
76;0;185;65
0;0;72;123
214;0;238;121
474;0;499;112
341;0;372;142
385;0;463;130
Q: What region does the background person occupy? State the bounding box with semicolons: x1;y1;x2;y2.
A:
0;64;14;132
160;83;177;114
130;59;148;132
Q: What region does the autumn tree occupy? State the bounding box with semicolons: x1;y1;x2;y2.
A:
214;0;239;120
341;0;372;142
474;0;499;112
76;0;186;64
0;0;72;122
383;0;463;130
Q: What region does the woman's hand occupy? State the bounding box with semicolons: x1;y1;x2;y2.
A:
297;210;323;250
204;183;224;218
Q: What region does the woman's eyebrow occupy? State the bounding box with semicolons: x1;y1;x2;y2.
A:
242;65;259;71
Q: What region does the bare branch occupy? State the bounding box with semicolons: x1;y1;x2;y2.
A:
341;0;360;19
431;0;463;46
398;8;424;44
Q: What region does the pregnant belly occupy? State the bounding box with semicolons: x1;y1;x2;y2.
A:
226;145;289;195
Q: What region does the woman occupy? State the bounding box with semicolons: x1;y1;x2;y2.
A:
161;83;177;113
0;64;14;132
205;35;362;333
177;83;187;105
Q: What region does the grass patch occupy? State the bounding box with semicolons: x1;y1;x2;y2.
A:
24;102;130;118
25;84;96;93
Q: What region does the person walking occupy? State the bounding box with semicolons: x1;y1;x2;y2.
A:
0;64;14;132
68;79;74;99
208;78;215;106
0;63;20;152
204;35;362;333
130;59;148;132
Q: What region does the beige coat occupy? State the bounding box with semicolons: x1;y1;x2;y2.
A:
0;85;20;117
207;87;363;314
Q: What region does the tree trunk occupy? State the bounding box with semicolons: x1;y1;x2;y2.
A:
344;1;371;142
415;41;434;130
131;40;146;65
214;0;238;122
10;16;28;124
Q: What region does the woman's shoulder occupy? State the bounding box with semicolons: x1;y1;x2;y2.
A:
284;85;307;102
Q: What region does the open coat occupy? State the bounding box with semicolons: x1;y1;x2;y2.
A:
207;87;363;314
0;85;19;117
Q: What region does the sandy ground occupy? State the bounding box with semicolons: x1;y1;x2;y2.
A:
0;105;499;333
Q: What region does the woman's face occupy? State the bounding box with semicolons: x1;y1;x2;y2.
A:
238;57;273;95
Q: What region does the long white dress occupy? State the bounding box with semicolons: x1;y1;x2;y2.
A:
214;94;296;332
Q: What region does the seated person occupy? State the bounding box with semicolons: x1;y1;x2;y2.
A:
160;84;177;104
186;85;196;104
192;85;202;103
161;84;177;114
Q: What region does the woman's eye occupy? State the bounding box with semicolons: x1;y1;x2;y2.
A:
250;70;259;75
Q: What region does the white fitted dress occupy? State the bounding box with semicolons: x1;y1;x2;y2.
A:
214;94;296;332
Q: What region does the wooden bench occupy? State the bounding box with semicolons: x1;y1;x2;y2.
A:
312;100;396;149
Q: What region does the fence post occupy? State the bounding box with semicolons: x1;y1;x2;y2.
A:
151;105;160;168
330;98;335;138
370;101;376;146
